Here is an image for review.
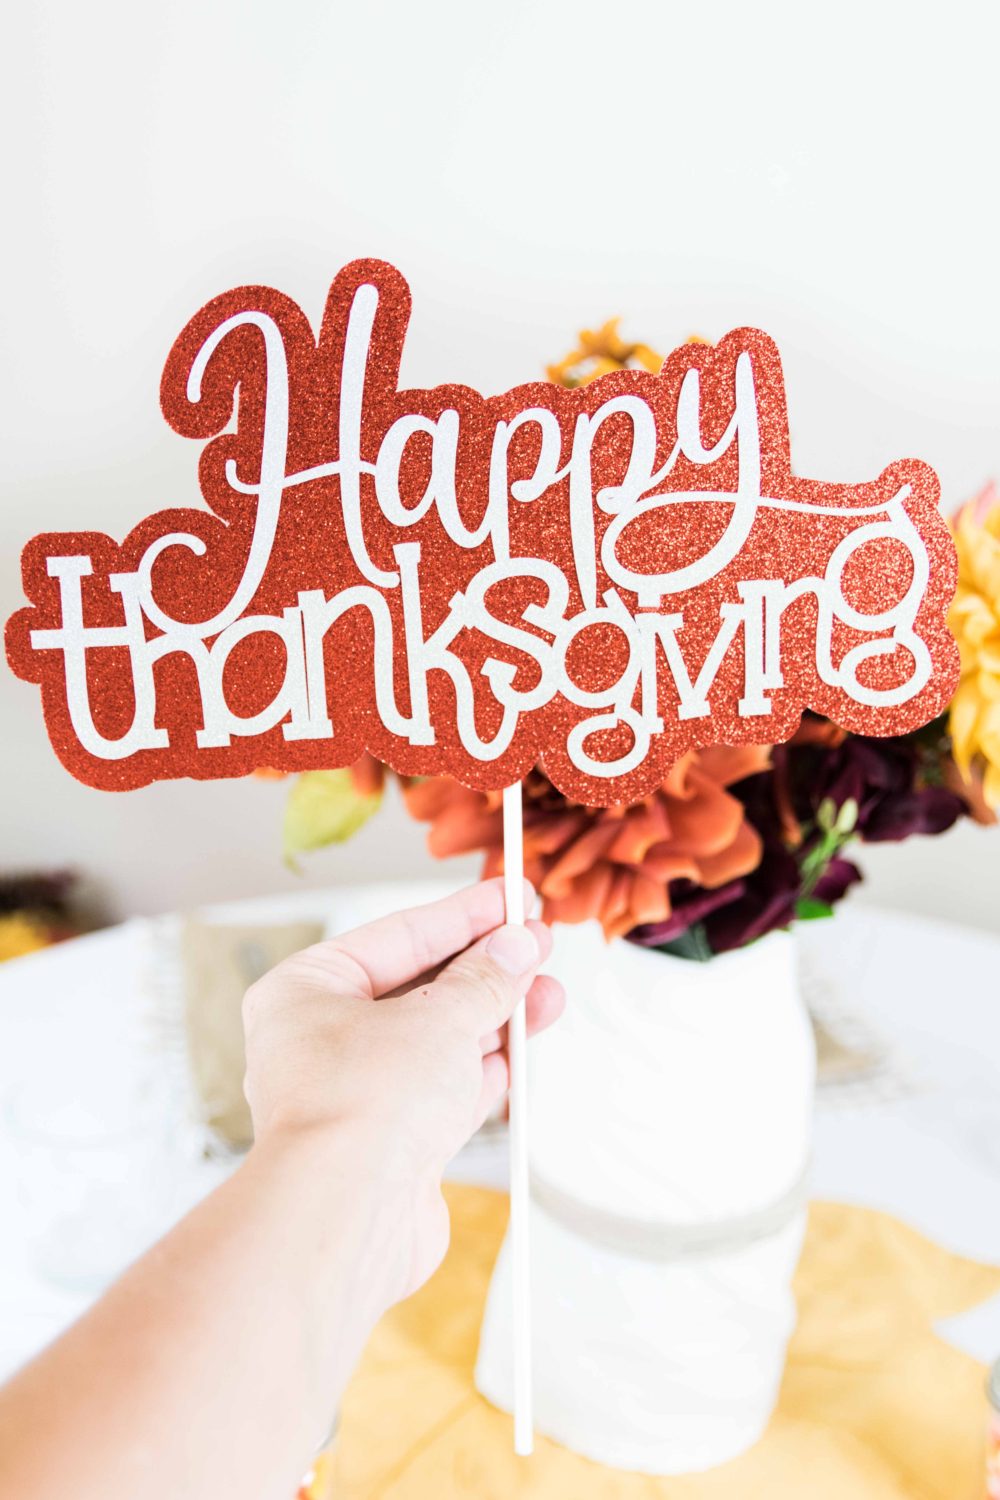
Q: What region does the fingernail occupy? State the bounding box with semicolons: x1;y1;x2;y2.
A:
486;924;540;975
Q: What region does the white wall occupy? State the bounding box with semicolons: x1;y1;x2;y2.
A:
2;0;998;929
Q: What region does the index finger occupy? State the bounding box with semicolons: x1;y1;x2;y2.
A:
319;878;535;998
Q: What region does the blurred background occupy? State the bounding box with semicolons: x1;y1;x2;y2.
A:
2;0;998;930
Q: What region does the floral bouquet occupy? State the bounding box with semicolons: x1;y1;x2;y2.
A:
271;323;1000;960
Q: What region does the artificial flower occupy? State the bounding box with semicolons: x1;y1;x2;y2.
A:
773;716;966;845
629;763;864;958
403;747;768;941
629;706;967;958
948;483;1000;815
545;318;664;388
0;912;51;962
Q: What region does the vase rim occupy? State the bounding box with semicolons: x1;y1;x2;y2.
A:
556;921;795;967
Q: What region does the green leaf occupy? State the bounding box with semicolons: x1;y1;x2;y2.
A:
794;896;835;922
283;770;382;866
655;923;715;963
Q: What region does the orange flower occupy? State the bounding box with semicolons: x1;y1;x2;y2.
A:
404;748;769;941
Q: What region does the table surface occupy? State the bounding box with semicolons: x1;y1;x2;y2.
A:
0;888;998;1384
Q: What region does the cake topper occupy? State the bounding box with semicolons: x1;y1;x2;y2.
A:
6;259;959;805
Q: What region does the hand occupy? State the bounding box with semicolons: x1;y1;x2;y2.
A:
241;879;564;1304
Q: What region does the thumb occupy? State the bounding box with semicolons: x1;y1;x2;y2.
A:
423;920;550;1035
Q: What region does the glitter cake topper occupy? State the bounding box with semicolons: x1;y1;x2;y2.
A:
6;258;960;804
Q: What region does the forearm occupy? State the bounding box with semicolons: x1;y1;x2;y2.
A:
0;1124;400;1500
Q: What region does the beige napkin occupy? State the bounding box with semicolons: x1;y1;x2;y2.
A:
811;1012;885;1085
180;918;324;1152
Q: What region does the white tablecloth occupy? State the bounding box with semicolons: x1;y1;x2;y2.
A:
0;890;998;1383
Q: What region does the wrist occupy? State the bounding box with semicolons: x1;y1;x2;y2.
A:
246;1117;420;1316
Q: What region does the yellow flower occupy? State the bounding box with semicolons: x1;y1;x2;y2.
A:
546;318;665;388
546;320;710;390
948;483;1000;811
0;913;51;962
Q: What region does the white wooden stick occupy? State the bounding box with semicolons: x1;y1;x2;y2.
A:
502;779;533;1457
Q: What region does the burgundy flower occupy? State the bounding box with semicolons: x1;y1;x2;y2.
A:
701;845;801;953
629;877;749;948
630;840;801;957
777;718;967;844
812;855;863;904
627;714;954;960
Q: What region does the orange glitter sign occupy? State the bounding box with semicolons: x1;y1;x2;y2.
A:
5;260;959;804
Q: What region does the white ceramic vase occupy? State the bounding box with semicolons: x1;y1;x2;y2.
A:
475;919;815;1475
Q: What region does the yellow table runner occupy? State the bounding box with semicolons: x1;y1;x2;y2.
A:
310;1184;1000;1500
